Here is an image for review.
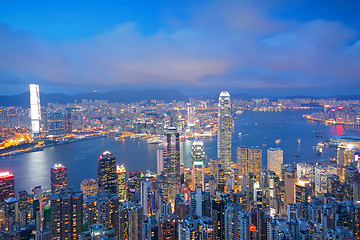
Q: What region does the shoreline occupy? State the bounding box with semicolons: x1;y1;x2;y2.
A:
0;133;108;158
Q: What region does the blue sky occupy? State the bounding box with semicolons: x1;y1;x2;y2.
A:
0;0;359;96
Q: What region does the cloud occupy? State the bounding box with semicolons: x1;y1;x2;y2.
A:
0;1;359;95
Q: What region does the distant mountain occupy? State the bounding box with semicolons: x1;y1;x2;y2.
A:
333;95;360;100
0;89;188;107
0;90;358;107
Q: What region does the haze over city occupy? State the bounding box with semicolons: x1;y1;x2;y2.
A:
0;0;360;96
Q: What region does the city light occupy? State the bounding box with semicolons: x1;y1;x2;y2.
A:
0;171;13;178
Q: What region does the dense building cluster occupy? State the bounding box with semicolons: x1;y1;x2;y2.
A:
1;90;360;239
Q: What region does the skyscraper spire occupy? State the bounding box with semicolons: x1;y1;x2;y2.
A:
217;91;232;172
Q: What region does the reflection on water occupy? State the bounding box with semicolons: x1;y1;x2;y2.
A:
1;109;359;193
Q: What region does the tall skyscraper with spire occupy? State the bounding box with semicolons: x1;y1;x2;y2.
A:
29;84;41;137
217;91;232;172
163;127;180;205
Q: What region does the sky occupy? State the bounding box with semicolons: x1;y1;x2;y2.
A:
0;0;360;97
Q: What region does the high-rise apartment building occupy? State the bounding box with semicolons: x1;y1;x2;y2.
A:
29;84;41;137
119;201;144;240
314;165;337;194
157;149;164;175
178;217;214;240
285;167;296;205
296;163;314;181
50;188;83;240
51;163;67;193
4;198;18;232
225;203;250;240
64;111;72;135
212;196;227;239
98;151;117;194
159;213;178;240
217;91;232;172
237;146;262;181
80;179;98;196
46;111;65;137
267;148;283;179
192;140;205;190
0;171;15;206
96;191;119;238
337;144;355;181
163;127;180;205
18;190;28;227
116;165;127;202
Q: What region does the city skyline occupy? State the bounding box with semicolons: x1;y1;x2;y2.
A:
1;1;360;239
1;88;360;238
0;1;360;96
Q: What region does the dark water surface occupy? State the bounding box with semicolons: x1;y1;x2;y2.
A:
1;109;358;193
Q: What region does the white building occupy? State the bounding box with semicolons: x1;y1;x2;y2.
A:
296;163;314;181
267;148;283;179
29;84;41;137
314;165;337;194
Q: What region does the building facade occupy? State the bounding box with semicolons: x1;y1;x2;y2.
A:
217;91;232;172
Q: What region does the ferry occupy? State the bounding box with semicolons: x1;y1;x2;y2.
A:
147;138;163;144
297;138;301;144
238;132;242;136
275;139;281;144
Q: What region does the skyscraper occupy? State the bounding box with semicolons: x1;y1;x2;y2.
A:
267;148;283;179
64;111;72;135
119;201;144;240
225;203;250;240
29;84;41;137
237;146;262;181
50;188;83;240
157;149;164;175
51;163;68;193
96;191;120;238
80;179;98;196
187;102;196;127
98;151;117;194
217;91;232;172
116;165;127;202
0;171;15;206
163;127;180;205
46;111;65;137
337;144;355;181
192;140;205;190
4;198;18;232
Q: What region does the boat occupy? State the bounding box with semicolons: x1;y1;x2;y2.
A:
147;138;163;144
238;132;242;136
297;138;301;144
315;142;324;155
315;132;323;138
275;139;281;144
293;154;300;157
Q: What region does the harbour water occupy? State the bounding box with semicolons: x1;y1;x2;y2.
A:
1;109;359;193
